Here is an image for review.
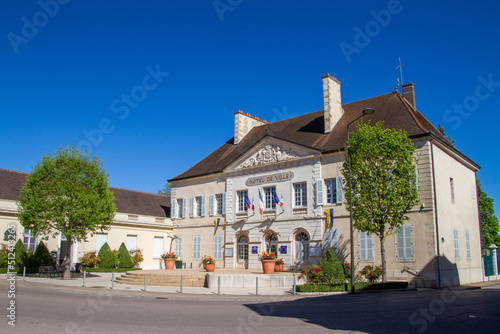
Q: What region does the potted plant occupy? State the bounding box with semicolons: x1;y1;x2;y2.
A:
201;255;215;272
258;252;277;274
275;258;284;272
161;252;178;270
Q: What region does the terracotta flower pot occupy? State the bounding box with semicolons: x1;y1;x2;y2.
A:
164;258;175;270
203;263;207;270
205;263;215;272
261;260;276;274
274;264;283;272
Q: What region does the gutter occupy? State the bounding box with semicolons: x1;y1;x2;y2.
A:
430;140;442;288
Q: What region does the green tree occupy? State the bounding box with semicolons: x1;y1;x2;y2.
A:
34;242;55;267
98;242;115;268
17;146;116;279
158;182;171;196
478;180;499;248
318;248;345;286
342;122;419;283
118;242;134;268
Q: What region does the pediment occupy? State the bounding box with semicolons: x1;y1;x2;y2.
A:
227;139;319;171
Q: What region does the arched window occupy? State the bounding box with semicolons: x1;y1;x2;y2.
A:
265;233;278;254
295;232;309;262
237;235;248;261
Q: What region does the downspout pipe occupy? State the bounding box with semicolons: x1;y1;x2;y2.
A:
430;140;442;288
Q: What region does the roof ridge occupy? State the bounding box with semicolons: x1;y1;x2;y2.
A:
109;187;170;198
0;168;28;175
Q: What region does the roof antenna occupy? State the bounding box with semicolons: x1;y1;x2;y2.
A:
395;57;403;92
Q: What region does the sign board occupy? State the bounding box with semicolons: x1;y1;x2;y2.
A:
309;246;322;257
245;172;294;187
279;246;287;254
225;248;233;257
251;246;259;254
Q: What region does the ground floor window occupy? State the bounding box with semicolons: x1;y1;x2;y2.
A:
214;235;222;260
295;232;309;262
325;229;338;255
359;231;373;261
396;225;413;260
22;229;37;252
238;235;248;261
265;233;278;254
153;237;163;258
175;237;182;258
95;233;107;252
193;236;201;259
126;235;137;251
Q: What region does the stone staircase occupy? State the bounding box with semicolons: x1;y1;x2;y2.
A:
115;271;207;287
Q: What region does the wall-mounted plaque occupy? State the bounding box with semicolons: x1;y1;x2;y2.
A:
252;246;259;254
245;171;294;187
225;248;233;257
309;246;322;257
279;246;287;254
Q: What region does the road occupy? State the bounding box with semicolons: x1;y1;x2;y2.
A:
1;281;499;333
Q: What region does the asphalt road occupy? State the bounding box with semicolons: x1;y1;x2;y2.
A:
1;281;499;334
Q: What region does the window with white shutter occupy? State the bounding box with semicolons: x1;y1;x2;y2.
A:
153;237;163;258
209;194;215;216
359;231;373;260
325;229;339;255
336;177;343;204
95;233;107;252
316;179;324;205
126;235;137;251
396;225;413;260
466;231;471;260
201;196;206;217
182;198;187;218
213;235;222;260
454;229;460;259
193;235;201;259
175;237;182;258
190;197;194;218
171;199;176;219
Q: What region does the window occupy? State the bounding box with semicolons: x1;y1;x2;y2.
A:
177;198;187;218
126;235;137;251
450;178;455;203
294;183;307;207
193;235;201;259
265;233;278;254
264;186;276;210
175;237;182;258
466;231;471;260
190;196;205;218
295;232;309;262
396;225;413;260
95;233;107;252
213;235;223;260
454;229;459;259
153;237;163;258
210;193;226;216
23;229;37;252
237;190;248;212
359;231;373;260
326;177;343;204
325;229;338;255
237;235;248;261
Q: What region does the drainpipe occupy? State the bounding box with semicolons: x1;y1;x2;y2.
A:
430;140;442;288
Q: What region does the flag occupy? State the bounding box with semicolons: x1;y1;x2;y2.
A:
258;188;264;215
214;218;220;234
326;208;334;229
251;198;255;211
245;195;251;209
273;192;280;205
280;194;284;207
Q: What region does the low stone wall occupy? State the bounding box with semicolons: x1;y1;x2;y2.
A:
206;273;306;289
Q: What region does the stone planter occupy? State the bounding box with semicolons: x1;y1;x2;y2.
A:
164;258;175;270
261;260;275;274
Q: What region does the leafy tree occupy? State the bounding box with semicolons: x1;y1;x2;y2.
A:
342;122;419;283
158;182;171;196
118;242;134;268
17;146;116;279
98;242;115;268
318;248;345;285
478;180;499;248
34;242;55;267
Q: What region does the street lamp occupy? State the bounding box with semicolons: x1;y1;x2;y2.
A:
348;107;374;294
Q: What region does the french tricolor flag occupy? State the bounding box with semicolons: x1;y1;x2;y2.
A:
245;195;251;209
280;194;284;207
251;198;255;211
274;192;283;207
258;189;264;215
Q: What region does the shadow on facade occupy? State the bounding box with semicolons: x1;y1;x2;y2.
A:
407;255;460;288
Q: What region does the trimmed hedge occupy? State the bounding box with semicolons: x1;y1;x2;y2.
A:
98;242;115;268
296;281;409;293
118;242;134;268
318;248;345;286
34;242;55;266
295;284;346;293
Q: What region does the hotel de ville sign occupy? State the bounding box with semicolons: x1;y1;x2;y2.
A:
245;171;294;186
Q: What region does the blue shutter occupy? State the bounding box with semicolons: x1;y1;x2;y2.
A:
201;196;206;217
209;195;214;216
336;177;343;204
316;179;324;205
190;197;194;218
171;199;176;219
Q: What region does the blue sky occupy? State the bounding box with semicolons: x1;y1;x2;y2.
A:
1;1;499;212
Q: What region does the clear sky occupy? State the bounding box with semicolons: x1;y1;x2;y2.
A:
1;1;499;211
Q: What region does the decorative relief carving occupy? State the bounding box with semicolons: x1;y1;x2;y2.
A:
239;145;301;168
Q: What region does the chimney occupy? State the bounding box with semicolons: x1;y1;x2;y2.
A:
322;74;343;133
402;83;416;109
234;110;267;145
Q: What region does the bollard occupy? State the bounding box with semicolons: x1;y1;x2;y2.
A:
256;276;259;295
83;270;86;287
293;276;296;295
144;273;148;291
111;272;114;289
23;267;26;281
218;276;221;295
180;275;183;293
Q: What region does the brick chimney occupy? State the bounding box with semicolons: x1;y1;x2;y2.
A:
234;110;267;145
322;74;343;133
402;83;416;108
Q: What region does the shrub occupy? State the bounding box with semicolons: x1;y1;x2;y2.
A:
341;262;351;279
34;242;54;266
318;248;345;285
98;243;115;268
360;264;384;283
80;251;100;267
14;239;27;268
299;265;324;284
130;249;143;267
118;243;134;268
0;245;9;268
295;283;345;293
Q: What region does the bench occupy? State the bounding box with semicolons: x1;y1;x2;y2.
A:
39;266;65;277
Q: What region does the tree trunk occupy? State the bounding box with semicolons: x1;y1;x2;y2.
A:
380;236;387;283
63;237;73;280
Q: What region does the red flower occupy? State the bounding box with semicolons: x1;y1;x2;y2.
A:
318;268;321;272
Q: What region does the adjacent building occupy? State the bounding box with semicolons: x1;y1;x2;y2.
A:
169;74;483;287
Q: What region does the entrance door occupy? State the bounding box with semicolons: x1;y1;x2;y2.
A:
237;235;249;269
